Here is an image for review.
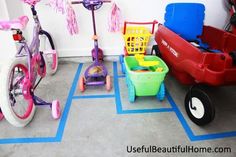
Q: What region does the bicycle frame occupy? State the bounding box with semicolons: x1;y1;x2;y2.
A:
12;5;55;106
15;6;55;85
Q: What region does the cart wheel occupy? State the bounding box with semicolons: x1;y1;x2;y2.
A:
0;109;4;121
185;88;215;126
125;75;129;86
121;63;126;74
79;77;86;92
51;100;61;120
106;75;112;91
127;77;135;102
156;83;165;101
119;55;124;64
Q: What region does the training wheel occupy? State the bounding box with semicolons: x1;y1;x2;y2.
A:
106;75;112;91
79;77;86;92
51;100;61;120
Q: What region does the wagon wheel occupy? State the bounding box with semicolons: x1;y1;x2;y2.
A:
185;88;215;126
156;82;165;101
127;77;135;102
151;45;161;57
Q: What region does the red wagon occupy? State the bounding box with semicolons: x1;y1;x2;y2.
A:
155;3;236;125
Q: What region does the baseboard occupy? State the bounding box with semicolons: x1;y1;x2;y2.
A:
56;46;153;58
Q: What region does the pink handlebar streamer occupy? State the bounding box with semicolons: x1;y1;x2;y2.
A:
21;0;41;6
108;2;122;32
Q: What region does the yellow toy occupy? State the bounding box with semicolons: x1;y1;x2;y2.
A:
134;54;159;67
155;67;164;72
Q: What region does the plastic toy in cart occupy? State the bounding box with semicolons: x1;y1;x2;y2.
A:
134;54;159;67
119;20;158;74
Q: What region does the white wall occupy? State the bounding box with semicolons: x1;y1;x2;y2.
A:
1;0;230;58
0;0;20;59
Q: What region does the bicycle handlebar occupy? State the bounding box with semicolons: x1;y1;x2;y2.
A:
123;20;158;35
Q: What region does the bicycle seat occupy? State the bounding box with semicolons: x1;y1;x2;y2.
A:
21;0;41;6
0;16;29;31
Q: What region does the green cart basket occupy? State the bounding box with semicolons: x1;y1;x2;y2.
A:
124;56;169;102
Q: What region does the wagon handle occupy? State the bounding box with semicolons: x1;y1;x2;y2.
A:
123;20;158;35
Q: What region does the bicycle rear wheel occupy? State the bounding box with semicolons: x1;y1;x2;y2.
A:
0;57;36;127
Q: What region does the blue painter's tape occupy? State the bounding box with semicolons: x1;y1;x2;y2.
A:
114;61;236;141
118;75;126;78
193;131;236;141
0;63;83;144
0;137;58;145
113;61;174;115
72;94;115;99
166;91;195;141
55;63;83;141
113;62;124;114
119;108;174;114
166;90;236;141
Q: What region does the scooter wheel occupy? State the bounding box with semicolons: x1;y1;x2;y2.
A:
51;100;61;120
79;77;86;92
185;88;215;126
106;75;112;91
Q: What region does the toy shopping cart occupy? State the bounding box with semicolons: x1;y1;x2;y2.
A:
119;21;158;74
124;56;169;102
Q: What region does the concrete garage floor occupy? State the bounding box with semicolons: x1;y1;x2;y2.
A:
0;57;236;157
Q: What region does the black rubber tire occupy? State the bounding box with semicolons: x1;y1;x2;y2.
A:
185;88;215;126
151;45;161;57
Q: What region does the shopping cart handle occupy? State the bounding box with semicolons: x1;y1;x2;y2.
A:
123;20;158;34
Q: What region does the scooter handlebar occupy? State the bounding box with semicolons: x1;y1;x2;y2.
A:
71;0;111;5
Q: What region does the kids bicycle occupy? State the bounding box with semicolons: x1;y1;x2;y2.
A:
0;0;60;127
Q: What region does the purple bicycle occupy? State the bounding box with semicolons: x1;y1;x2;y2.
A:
0;0;60;127
72;0;112;92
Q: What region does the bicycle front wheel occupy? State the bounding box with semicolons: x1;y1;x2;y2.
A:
0;57;36;127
